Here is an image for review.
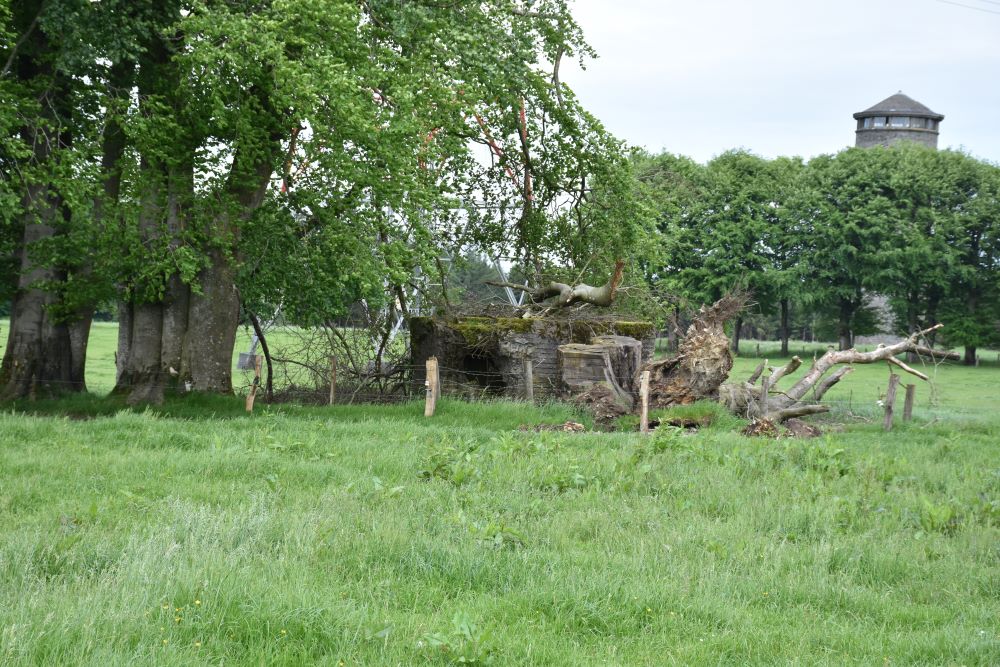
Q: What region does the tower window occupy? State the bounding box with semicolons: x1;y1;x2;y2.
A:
910;118;926;129
890;116;909;127
862;118;873;129
873;117;887;127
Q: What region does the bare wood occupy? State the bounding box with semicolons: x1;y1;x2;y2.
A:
424;357;438;417
783;324;944;404
639;370;651;434
813;367;853;401
887;356;929;382
246;355;262;413
903;384;916;421
883;374;901;431
433;356;441;402
772;404;830;421
328;356;337;406
768;356;801;389
760;377;770;417
748;360;766;385
486;259;625;308
523;358;534;403
911;345;959;361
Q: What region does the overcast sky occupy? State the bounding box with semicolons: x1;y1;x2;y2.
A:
562;0;1000;163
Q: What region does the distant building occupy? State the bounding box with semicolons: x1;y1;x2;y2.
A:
854;92;944;149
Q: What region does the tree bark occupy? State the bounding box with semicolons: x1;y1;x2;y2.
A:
837;298;854;351
0;29;80;400
731;315;743;354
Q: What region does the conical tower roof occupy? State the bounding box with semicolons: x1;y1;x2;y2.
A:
853;92;944;120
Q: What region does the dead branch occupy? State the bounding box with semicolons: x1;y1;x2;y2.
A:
886;356;929;382
912;344;960;361
771;404;831;421
783;324;943;404
812;366;853;401
747;360;766;385
719;324;951;423
486;259;625;309
768;356;801;388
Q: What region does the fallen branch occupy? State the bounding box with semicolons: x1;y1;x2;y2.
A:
747;360;766;385
767;356;801;388
487;259;625;309
782;325;944;404
721;324;950;423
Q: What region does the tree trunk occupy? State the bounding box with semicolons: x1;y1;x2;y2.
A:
962;291;979;366
0;46;79;399
116;300;133;384
779;298;790;357
181;249;240;392
731;315;743;354
837;298;853;351
905;296;919;363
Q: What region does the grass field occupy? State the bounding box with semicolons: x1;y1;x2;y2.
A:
0;322;998;665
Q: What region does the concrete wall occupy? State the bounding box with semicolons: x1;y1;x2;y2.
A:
410;317;655;399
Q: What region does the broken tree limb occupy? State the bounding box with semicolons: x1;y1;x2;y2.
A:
718;324;950;423
767;356;801;388
886;355;929;382
748;360;766;385
812;366;853;401
782;324;943;405
487;259;625;309
911;344;959;361
771;404;831;421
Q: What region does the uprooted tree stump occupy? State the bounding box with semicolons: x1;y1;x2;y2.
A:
643;296;743;408
638;295;959;425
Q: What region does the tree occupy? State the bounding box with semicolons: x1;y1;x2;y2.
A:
937;157;1000;363
0;0;100;399
2;0;640;403
794;148;897;350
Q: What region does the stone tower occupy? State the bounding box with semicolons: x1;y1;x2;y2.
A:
854;92;944;149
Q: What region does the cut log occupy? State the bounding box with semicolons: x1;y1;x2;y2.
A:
558;336;643;410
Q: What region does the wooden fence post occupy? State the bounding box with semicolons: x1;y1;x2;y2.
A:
883;374;901;431
523;357;534;403
433;357;441;402
424;357;438;417
903;384;916;421
328;355;337;406
639;370;651;434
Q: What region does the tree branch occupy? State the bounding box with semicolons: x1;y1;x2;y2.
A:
747;360;766;385
1;10;41;79
767;356;801;388
812;366;852;400
783;324;945;403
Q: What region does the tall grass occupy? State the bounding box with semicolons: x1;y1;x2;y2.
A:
1;399;998;664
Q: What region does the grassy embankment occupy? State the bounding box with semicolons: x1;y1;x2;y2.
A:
0;321;997;664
